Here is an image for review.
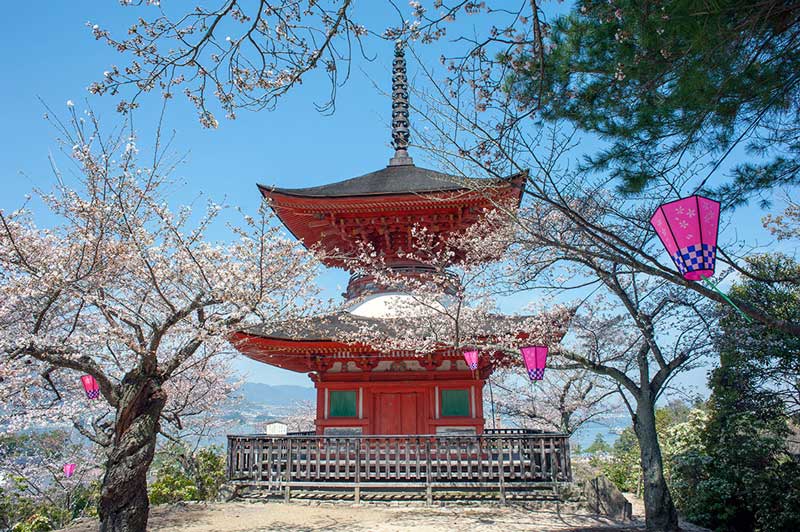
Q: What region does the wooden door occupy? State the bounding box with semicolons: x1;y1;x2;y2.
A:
374;392;419;434
399;393;417;433
375;393;400;434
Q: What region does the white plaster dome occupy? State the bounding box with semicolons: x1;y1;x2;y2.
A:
347;291;447;318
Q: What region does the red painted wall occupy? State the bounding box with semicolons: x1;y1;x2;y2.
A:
314;371;485;435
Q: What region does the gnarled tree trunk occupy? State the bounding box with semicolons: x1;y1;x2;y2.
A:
633;398;679;532
99;375;166;532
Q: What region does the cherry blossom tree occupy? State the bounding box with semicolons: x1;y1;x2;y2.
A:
412;65;800;337
492;367;616;436
280;400;317;434
327;214;573;380
0;431;101;530
88;0;368;126
763;195;800;242
504;197;716;531
87;1;551;127
0;108;321;532
398;105;722;529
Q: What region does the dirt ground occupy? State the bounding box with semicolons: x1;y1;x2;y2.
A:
60;498;707;532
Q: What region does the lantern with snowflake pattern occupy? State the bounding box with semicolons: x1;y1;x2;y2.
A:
650;195;720;281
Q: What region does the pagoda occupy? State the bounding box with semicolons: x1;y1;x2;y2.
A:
231;43;525;436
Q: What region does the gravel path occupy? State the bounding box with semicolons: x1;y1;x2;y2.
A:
61;501;646;531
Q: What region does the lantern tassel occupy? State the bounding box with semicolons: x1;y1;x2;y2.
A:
700;276;753;323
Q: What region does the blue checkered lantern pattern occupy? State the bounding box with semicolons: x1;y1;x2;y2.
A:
521;346;548;382
527;367;545;381
81;375;100;400
463;350;479;371
672;244;717;278
650;195;720;281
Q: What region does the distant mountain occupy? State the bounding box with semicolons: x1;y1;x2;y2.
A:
237;382;315;406
214;383;316;440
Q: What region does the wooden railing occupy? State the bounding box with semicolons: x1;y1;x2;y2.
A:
484;428;546;435
227;433;571;502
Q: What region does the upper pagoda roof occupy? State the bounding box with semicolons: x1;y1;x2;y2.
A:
261;164;485;199
259;168;524;270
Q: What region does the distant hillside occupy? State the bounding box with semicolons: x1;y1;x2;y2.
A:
238;382;315;406
218;382;316;435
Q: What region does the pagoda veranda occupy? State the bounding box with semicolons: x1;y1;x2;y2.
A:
225;43;573;498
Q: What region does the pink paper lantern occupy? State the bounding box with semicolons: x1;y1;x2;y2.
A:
81;375;99;399
63;463;76;478
650;195;720;281
463;350;479;371
521;345;548;381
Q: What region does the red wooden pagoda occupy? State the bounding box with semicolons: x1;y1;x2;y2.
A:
231;43;525;437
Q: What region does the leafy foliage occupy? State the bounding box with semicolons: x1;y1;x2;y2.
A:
668;255;800;532
148;444;226;506
585;434;612;455
598;426;641;493
594;401;698;495
516;0;800;201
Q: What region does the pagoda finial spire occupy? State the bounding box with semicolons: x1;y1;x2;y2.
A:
388;40;414;166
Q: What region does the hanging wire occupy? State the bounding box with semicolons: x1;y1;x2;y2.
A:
700;275;753;323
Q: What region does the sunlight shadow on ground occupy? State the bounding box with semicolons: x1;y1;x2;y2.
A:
59;501;653;532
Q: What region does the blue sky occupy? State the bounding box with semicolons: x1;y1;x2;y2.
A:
1;2;793;396
0;2;411;386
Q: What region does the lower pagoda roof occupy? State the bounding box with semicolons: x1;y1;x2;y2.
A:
239;311;541;343
230;311;555;374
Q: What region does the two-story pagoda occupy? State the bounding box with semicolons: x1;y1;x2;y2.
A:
226;45;572;501
231;45;526;437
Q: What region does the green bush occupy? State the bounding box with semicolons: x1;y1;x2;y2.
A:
148;444;226;505
595;402;697;496
148;473;199;505
668;255;800;532
668;394;800;531
584;434;611;455
0;478;98;532
596;427;641;493
11;514;54;532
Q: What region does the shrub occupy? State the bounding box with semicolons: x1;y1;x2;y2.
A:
11;514;54;532
148;444;226;505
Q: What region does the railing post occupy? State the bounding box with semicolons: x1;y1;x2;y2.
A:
355;437;361;504
425;438;433;506
564;436;573;481
498;436;506;504
256;439;263;482
226;436;234;480
285;438;293;502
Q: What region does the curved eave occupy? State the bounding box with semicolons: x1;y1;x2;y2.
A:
231;330;370;353
257;167;525;199
229;307;570;374
257;172;525;269
230;331;365;373
257;171;525;204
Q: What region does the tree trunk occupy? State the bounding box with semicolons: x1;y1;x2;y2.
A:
633;399;679;532
99;375;167;532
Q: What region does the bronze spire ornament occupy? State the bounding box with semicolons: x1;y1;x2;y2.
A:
388;40;414;166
